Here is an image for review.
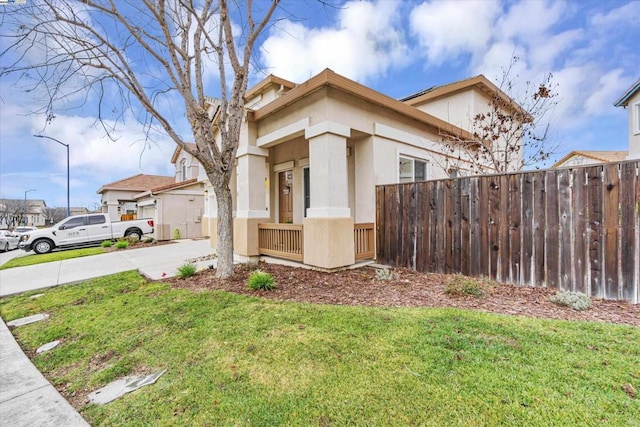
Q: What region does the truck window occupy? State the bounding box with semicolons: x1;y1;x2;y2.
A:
88;215;106;225
61;217;86;230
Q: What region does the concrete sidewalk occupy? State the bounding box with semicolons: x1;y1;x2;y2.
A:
0;239;215;425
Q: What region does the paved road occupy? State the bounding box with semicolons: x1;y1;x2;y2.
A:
0;239;215;426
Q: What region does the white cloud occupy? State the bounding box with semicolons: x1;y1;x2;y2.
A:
584;69;629;116
409;0;501;65
495;0;566;41
260;0;409;83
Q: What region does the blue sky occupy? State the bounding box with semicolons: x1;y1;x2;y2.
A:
0;0;638;210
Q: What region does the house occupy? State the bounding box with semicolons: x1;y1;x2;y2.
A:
0;198;47;228
552;150;628;168
201;69;523;270
614;78;640;160
97;146;205;240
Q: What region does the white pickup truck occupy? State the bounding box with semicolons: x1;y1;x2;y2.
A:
20;213;154;254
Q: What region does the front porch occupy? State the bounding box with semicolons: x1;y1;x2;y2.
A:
258;222;375;263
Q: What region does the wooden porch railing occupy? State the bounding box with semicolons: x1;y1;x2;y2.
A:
258;222;375;263
258;223;304;262
354;223;375;260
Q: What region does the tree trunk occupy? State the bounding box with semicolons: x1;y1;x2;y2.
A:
213;180;234;278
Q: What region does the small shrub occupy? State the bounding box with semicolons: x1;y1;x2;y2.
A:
549;291;592;311
248;270;276;291
125;235;140;245
114;240;130;249
177;262;197;278
375;267;399;281
101;240;113;248
173;228;181;240
445;274;488;298
142;237;155;244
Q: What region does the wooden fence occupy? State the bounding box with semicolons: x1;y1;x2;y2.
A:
376;160;639;303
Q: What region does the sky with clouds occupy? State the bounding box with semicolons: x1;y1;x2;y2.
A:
0;0;638;210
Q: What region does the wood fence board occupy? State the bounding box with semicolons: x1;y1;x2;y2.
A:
521;174;534;285
488;177;501;280
469;177;482;276
460;178;471;276
435;181;446;273
533;172;546;287
508;174;522;285
479;178;490;278
444;180;454;272
586;166;604;298
545;170;560;288
428;181;439;272
499;174;510;282
572;168;588;294
619;162;637;302
558;169;573;291
602;163;620;299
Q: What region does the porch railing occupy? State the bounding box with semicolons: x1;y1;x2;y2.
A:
354;222;375;260
258;223;304;262
258;222;375;263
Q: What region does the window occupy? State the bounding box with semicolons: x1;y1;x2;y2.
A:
88;215;106;225
60;216;86;230
399;156;427;183
634;102;640;135
181;159;187;181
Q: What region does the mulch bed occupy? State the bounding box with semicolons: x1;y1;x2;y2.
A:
164;262;640;327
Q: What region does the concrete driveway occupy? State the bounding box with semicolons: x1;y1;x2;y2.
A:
0;239;215;297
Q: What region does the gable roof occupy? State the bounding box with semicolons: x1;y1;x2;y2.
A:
401;74;531;121
245;74;296;100
96;174;175;194
614;78;640;107
249;68;475;141
133;178;200;199
171;143;197;164
552;150;628;168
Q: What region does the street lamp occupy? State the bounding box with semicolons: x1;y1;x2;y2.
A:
24;189;36;226
33;134;70;217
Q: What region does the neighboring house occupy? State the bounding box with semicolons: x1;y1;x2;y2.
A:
97;145;205;240
552;150;628;168
200;69;523;270
614;78;640;160
0;198;47;228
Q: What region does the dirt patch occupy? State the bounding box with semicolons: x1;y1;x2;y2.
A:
165;262;640;327
102;239;176;253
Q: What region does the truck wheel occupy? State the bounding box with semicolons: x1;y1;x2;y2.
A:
33;239;54;254
125;229;142;241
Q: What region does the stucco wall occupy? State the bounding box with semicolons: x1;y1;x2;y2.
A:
627;90;640;160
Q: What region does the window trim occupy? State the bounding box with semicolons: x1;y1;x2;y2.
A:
633;102;640;135
399;155;428;183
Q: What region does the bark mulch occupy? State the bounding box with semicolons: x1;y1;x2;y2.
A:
165;262;640;327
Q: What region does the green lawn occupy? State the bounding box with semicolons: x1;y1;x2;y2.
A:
0;247;105;270
1;271;638;426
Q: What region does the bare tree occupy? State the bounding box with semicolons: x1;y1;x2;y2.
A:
41;206;67;225
440;58;559;174
0;0;279;277
0;199;28;228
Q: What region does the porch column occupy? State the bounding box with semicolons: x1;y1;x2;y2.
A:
303;123;355;269
234;146;269;256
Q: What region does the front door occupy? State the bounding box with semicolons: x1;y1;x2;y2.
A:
279;170;293;223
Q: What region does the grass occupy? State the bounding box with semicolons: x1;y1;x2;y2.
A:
0;272;638;426
0;247;105;270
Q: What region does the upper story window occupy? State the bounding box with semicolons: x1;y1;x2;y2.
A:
181;159;187;181
633;102;640;135
399;156;427;183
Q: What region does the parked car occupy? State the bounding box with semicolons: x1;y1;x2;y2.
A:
19;213;154;254
13;226;38;235
0;230;21;252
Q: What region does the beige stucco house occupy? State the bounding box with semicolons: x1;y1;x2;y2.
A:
614;78;640;160
0;198;47;228
97;145;205;240
200;69;521;270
